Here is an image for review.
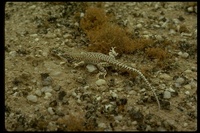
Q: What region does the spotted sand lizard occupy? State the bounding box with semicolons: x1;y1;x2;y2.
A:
51;47;160;110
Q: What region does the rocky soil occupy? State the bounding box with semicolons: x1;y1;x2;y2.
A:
5;2;197;131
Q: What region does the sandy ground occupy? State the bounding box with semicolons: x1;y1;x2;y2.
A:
5;2;197;131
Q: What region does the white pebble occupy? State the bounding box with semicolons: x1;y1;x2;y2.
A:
80;12;84;17
13;87;18;90
163;90;171;99
47;107;55;115
63;33;72;39
27;95;38;103
44;92;52;99
132;121;137;125
184;84;191;90
181;52;189;58
45;32;56;38
35;38;39;41
139;88;146;92
146;125;152;131
86;64;97;73
110;91;118;98
41;86;53;93
191;67;197;72
116;87;123;91
136;23;142;28
51;71;62;77
183;122;188;127
96;79;107;86
168;87;175;92
96;96;101;101
178;51;182;56
176;77;185;84
184;69;192;73
30;34;38;37
185;91;190;95
194;6;197;13
169;29;176;35
29;5;36;9
114;115;123;121
98;123;106;129
157;127;167;131
35;89;42;96
190;81;197;88
9;51;17;57
59;61;66;65
187;7;194;12
181;33;192;37
13;92;18;97
160;73;172;81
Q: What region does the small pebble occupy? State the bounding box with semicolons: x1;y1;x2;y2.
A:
114;115;123;121
116;87;123;91
29;5;36;9
157;127;167;131
168;87;175;92
54;85;61;91
185;91;190;95
98;123;106;129
96;79;107;86
132;121;137;125
27;95;38;103
184;84;191;90
96;96;101;101
63;33;72;39
80;12;84;17
86;64;97;73
13;87;18;90
30;34;38;37
44;92;52;99
35;89;42;96
183;122;188;127
194;6;197;13
160;73;172;81
47;107;55;115
9;51;17;57
163;90;171;99
146;125;152;131
51;71;62;77
191;67;197;72
41;86;53;93
35;38;39;41
42;77;52;86
184;69;192;73
181;52;189;58
139;88;146;92
175;77;185;84
45;32;56;38
136;23;142;28
110;91;118;98
187;7;194;13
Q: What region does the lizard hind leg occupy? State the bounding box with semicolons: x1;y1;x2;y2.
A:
96;63;108;79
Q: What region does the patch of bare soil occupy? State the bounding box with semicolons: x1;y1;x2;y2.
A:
5;2;197;131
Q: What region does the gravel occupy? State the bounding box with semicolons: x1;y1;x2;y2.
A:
95;79;107;86
159;73;172;81
163;90;171;99
86;64;97;73
5;2;197;132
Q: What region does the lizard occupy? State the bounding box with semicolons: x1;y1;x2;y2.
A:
51;47;161;110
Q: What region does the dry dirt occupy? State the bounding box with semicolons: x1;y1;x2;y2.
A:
5;2;197;131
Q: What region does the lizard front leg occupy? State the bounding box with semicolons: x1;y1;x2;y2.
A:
109;47;118;59
73;61;85;68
